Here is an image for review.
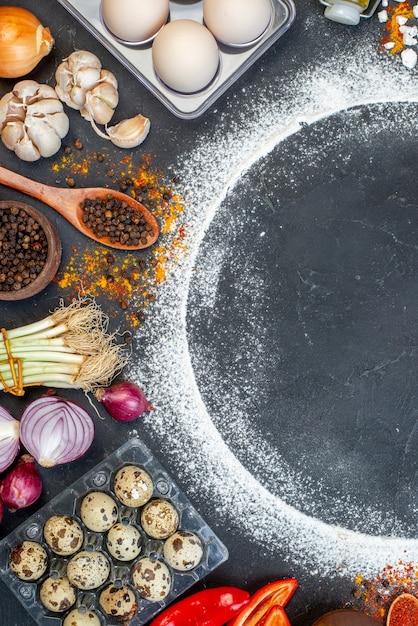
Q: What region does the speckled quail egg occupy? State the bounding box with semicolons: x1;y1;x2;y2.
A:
43;515;84;556
80;491;118;532
163;530;203;571
63;607;102;626
113;465;153;507
106;522;142;561
40;576;77;613
99;583;138;623
67;550;111;590
140;498;179;540
8;540;48;581
131;556;172;601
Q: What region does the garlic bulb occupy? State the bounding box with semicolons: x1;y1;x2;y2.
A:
0;80;69;162
55;50;119;125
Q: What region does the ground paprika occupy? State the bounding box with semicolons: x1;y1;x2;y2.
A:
387;593;418;626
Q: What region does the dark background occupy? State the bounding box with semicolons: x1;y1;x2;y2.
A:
0;0;417;625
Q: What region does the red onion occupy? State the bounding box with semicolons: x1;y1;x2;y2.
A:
95;381;154;422
19;396;95;468
0;405;20;473
0;454;42;511
0;497;3;523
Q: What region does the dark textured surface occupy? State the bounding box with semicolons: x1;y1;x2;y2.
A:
0;1;416;625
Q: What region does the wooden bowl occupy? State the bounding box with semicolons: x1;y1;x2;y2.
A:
0;201;62;301
312;610;380;625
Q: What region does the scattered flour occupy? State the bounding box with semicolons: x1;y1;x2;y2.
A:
128;32;418;579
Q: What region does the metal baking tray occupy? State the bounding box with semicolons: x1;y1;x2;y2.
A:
55;0;296;119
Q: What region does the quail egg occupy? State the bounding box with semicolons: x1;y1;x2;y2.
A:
43;515;84;556
40;576;77;613
99;583;138;623
63;607;102;626
67;550;111;590
131;556;172;601
113;465;153;507
80;491;118;532
106;522;142;561
140;498;179;540
163;530;203;571
8;540;48;581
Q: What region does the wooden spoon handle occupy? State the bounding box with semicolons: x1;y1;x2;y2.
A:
0;165;74;209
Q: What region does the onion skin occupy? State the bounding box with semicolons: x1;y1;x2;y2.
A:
19;396;95;468
0;454;42;512
0;7;54;79
95;381;154;422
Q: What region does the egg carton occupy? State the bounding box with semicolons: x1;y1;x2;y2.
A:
0;437;228;626
55;0;296;119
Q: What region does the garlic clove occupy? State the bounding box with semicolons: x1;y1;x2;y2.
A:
99;69;118;90
73;66;101;91
12;79;41;102
83;95;115;125
26;118;64;158
106;114;150;149
14;131;41;162
69;85;88;110
67;50;102;73
1;121;25;151
26;98;66;117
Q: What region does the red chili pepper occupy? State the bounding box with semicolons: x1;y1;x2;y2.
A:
149;586;251;626
227;578;298;626
263;606;291;626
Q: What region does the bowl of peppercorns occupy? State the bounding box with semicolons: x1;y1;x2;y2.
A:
0;201;62;300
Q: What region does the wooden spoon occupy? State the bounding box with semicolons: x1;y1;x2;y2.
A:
313;609;380;625
387;593;418;625
0;165;159;250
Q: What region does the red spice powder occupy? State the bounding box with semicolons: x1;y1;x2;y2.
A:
353;561;418;622
387;594;418;626
380;1;415;55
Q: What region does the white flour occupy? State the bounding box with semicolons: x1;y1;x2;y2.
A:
128;27;418;579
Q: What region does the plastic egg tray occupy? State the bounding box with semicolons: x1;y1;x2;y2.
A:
0;437;228;625
55;0;296;119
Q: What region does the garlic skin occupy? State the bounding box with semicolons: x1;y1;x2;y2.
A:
55;50;119;125
0;80;69;162
0;6;54;79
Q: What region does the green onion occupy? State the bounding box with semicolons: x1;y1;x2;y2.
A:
0;298;129;395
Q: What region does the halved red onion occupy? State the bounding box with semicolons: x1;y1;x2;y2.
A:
19;396;95;468
0;405;20;473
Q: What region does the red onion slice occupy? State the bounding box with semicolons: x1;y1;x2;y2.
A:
0;405;20;473
19;396;95;468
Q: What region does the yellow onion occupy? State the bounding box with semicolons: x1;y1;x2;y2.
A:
0;6;54;79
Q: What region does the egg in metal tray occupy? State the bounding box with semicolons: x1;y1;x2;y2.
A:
152;19;220;94
101;0;170;43
203;0;273;46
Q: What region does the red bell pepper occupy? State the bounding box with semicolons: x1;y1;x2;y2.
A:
149;586;251;626
263;606;291;626
227;578;298;626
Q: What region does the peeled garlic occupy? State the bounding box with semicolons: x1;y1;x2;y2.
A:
0;79;69;161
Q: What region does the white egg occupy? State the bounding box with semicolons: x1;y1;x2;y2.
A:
203;0;272;46
101;0;170;43
152;20;219;94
